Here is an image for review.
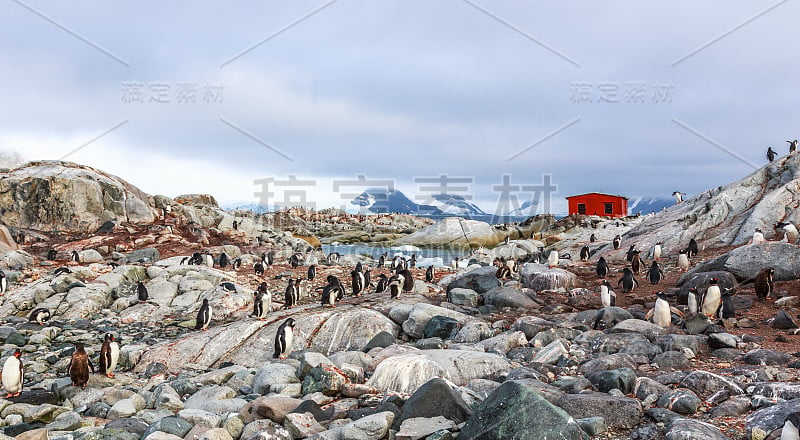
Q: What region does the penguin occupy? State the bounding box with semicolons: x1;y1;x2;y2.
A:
388;274;404;299
54;267;72;276
753;228;766;244
718;288;735;320
687;287;699;316
496;264;511;280
351;269;366;296
254;261;265;276
204;251;214;267
596;256;609;278
190;252;204;265
294;277;304;302
778;412;800;440
355;261;363;274
650;292;672;327
612;235;621;250
266;251;276;266
672;191;684;204
363;269;371;290
232;258;242;270
284;279;298;309
218;252;229;269
67;342;94;387
426;265;435;283
28;308;51;325
677;250;690;272
617;267;638;293
327;252;340;264
767;146;777;162
625;245;636;262
579;245;590;261
0;271;7;295
547;250;559;268
180;257;189;265
109;262;119;269
98;333;120;379
504;236;510;244
375;274;389;293
400;269;414;291
600;279;616;308
47;249;57;261
630;251;645;273
136;281;148;302
776;222;799;243
378;253;386;268
273;318;295;359
788;139;798;153
232;220;238;230
701;278;722;317
646;261;665;285
71;250;80;263
2;349;23;398
410;254;417;268
652;242;662;261
687;238;699;258
451;257;461;270
320;281;341;307
195;298;212;330
307;265;316;281
220;282;237;293
589;233;597;243
754;267;775;300
252;291;265;319
289;253;302;269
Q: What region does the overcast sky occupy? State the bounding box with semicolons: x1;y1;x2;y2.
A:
1;0;797;214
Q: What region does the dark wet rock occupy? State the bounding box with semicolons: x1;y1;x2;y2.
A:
708;396;751;418
142;416;193;438
423;316;462;340
772;310;798;329
708;333;739;349
657;389;702;415
579;353;637;377
557;392;643;429
634;377;671;401
645;408;681;425
396;378;472;428
653;351;691;370
589;368;637;394
743;349;791;366
362;331;395;352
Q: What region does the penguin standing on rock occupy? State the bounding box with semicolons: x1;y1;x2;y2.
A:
672;192;684;204
767;147;777;162
28;308;51;325
752;228;766;244
374;274;388;294
307;265;316;282
252;291;266;319
687;239;699;258
195;299;212;330
388;274;404;299
253;282;271;318
547;250;559;268
630;251;645;273
284;279;299;309
600;280;616;308
776;411;800;440
137;281;148;302
47;250;57;261
652;242;662;261
218;252;229;269
351;269;366;296
232;258;242;270
580;246;590;261
273;318;295;359
496;264;511;280
266;251;276;266
68;342;94;387
648;292;672;327
0;271;7;295
399;269;414;291
718;288;736;320
425;266;435;283
701;278;722;318
2;349;23;398
590;233;597;243
320;279;341;307
776;222;799;243
596;257;609;278
98;333;120;379
789;139;798;153
71;250;80;263
617;268;638;293
625;246;636;262
687;287;699;316
677;250;690;272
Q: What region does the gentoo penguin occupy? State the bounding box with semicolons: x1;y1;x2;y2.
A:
425;265;435;283
204;251;214;267
600;280;616;308
259;282;272;311
47;249;57;261
677;250;690;272
54;267;72;276
776;222;799;243
68;342;94;387
650;292;672;327
195;299;212;330
625;245;636;262
307;265;316;281
289;253;302;269
596;257;609;278
701;278;722;317
135;281;148;302
652;242;662;261
2;349;23;398
254;261;265;276
617;268;638;293
266;251;276;266
767;146;777;162
190;252;203;265
327;252;340;264
612;235;621;250
580;245;590;261
646;261;665;285
351;269;366;296
0;270;7;295
451;257;461;270
363;269;371;290
232;220;238;230
232;258;242;270
375;274;389;293
672;191;684;204
589;233;597;243
687;287;699;316
687;238;699;258
252;291;266;319
788;139;798;153
273;318;295;359
388;274;404;299
355;261;363;274
547;250;559;268
378;253;386;268
496;264;511;280
98;333;120;378
220;282;237;293
754;267;775;300
630;251;645;273
218;252;229;269
504;236;510;244
400;269;414;291
71;250;80;263
410;254;417;268
284;279;298;309
28;308;51;325
752;228;766;244
320;280;341;307
777;412;800;440
718;288;736;320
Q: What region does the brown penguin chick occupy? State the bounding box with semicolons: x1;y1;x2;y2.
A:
754;267;775;300
68;342;94;387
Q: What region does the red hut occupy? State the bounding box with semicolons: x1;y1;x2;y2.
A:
566;192;628;218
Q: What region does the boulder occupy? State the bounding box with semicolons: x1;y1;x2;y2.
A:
396;217;502;249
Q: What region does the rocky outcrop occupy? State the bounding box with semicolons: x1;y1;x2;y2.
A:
395;217;503;249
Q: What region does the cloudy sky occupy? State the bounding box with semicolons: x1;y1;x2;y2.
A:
1;0;797;215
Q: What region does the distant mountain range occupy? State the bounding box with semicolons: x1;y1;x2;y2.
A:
628;196;674;214
351;188;486;216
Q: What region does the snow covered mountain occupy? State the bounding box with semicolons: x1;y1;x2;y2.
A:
351;188;486;216
627;196;675;215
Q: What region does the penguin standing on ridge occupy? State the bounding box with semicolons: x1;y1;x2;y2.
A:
687;287;699;316
687;239;699;258
284;279;299;309
363;269;371;291
399;269;414;291
776;222;799;243
648;292;672;327
0;271;7;295
701;278;722;318
266;251;276;266
646;261;665;285
374;274;389;293
28;308;51;325
767;146;777;162
254;260;265;276
204;251;214;267
388;274;404;299
252;291;266;319
752;228;767;244
600;280;616;308
625;245;636;262
617;268;638;293
218;252;229;269
351;269;366;296
718;288;736;320
580;246;590;261
496;264;511;280
195;299;212;330
425;265;435;283
776;412;800;440
788;139;798;153
137;281;148;302
612;235;621;250
547;250;559;268
98;333;120;379
71;250;80;263
753;267;775;300
2;349;23;398
672;191;684;204
273;318;295;359
320;278;342;307
596;257;609;278
378;253;386;268
630;251;645;273
67;342;93;387
307;265;316;282
677;250;690;272
589;233;597;243
232;258;242;270
47;249;58;261
652;242;662;260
